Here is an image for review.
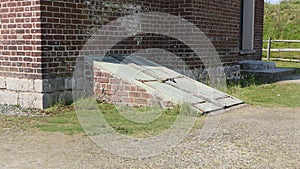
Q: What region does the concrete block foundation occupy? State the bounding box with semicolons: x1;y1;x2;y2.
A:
0;77;73;109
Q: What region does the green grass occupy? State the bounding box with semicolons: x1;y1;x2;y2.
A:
274;61;300;74
262;51;300;60
75;101;201;138
0;105;84;135
227;60;300;107
1;103;203;136
263;1;300;59
33;111;83;135
227;82;300;108
264;1;300;40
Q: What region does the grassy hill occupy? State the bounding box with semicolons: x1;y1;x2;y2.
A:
263;0;300;59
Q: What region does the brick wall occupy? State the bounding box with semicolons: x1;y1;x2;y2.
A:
253;0;264;60
0;0;264;80
38;0;264;78
0;0;264;108
0;0;42;79
40;0;88;79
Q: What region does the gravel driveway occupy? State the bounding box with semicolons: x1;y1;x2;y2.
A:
0;105;299;168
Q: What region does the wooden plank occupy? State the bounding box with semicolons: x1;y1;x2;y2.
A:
262;57;300;63
267;37;272;60
175;78;227;98
263;40;300;43
193;102;223;113
263;48;300;52
127;57;242;107
142;82;206;105
216;97;243;107
95;56;243;113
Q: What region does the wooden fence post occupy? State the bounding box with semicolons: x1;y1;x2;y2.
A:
267;37;272;60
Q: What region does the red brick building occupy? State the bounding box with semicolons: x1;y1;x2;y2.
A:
0;0;264;108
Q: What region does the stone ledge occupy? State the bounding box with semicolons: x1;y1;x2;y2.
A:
0;90;19;106
0;76;74;109
241;68;296;83
6;77;35;92
0;77;73;93
0;89;73;109
239;60;276;70
0;78;6;89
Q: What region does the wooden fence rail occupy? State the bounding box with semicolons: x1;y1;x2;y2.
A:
262;49;300;52
263;37;300;61
263;40;300;43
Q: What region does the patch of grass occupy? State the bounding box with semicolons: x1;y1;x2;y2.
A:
263;1;300;60
262;51;300;60
226;60;300;107
227;74;264;88
274;61;300;75
103;105;181;137
0;105;83;135
79;102;201;138
1;102;203;137
0;115;34;130
227;83;300;108
33;111;83;135
264;1;300;40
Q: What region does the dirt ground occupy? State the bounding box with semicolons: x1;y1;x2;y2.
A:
0;105;299;168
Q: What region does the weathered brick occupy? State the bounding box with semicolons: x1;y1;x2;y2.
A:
115;91;127;96
129;92;141;98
